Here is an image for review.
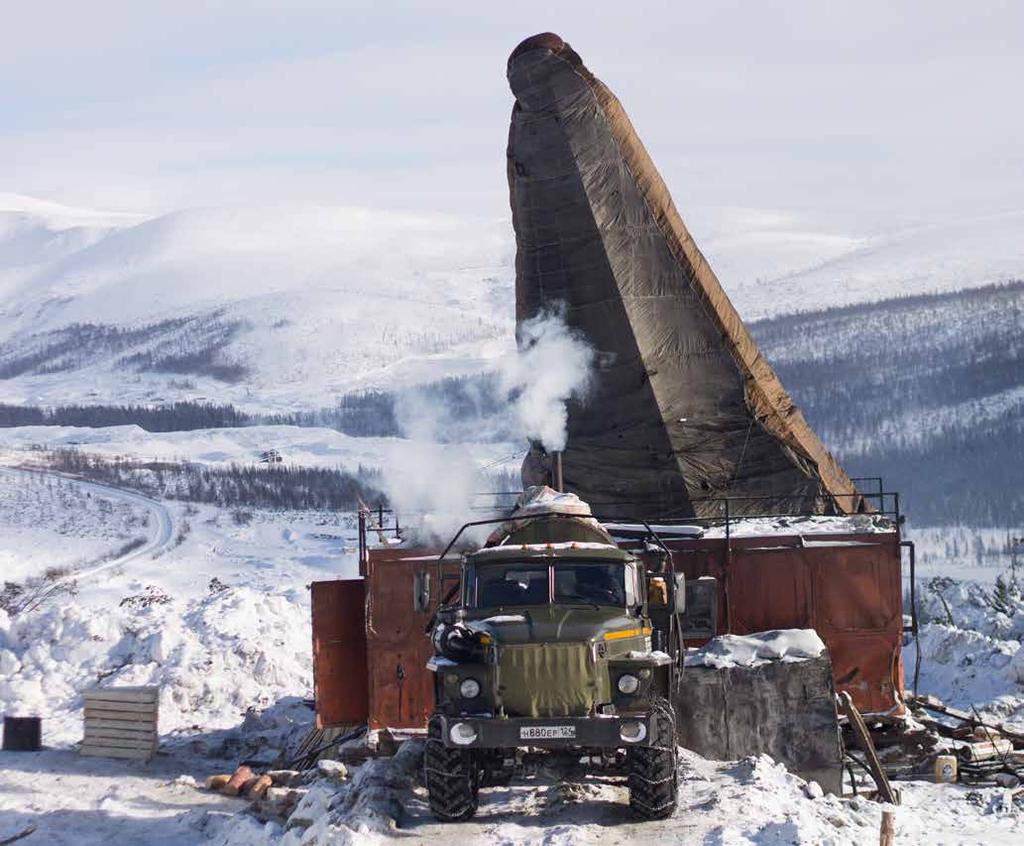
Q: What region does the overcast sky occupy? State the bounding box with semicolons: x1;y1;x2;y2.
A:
3;1;1021;237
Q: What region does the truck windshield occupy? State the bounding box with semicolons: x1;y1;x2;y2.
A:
471;561;626;608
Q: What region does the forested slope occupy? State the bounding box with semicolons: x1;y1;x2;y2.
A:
751;281;1024;525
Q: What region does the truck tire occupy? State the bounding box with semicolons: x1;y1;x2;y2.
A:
424;715;479;821
627;699;678;820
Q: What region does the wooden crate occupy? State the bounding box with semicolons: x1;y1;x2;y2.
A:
81;686;159;760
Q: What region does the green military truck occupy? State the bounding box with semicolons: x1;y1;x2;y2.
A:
417;496;715;821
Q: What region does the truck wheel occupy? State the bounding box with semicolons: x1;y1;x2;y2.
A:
627;699;678;820
424;715;479;821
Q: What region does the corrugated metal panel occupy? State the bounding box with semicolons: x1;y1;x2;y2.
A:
364;549;457;730
311;579;368;728
669;533;904;715
810;539;903;715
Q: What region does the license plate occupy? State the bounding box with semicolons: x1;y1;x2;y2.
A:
520;725;576;740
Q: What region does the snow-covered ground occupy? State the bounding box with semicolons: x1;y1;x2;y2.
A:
0;466;155;583
0;462;365;745
5;733;1022;845
0;450;1021;843
3;702;1023;846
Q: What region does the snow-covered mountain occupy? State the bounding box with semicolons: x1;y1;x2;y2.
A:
0;195;514;411
1;193;1022;412
721;210;1024;320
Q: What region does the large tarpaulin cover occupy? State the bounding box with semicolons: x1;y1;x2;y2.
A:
507;33;862;519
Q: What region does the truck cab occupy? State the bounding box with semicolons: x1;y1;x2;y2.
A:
422;496;694;822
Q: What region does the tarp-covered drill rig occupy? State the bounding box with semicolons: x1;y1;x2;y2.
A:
507;33;863;520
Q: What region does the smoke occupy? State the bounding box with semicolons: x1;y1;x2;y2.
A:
499;310;595;452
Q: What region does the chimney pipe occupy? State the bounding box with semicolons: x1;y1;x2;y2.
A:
552;450;564;492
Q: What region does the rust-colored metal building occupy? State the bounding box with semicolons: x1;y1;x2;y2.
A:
311;503;914;731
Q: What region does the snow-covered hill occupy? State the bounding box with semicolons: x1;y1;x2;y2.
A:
0;195;513;411
1;194;1023;412
724;210;1024;320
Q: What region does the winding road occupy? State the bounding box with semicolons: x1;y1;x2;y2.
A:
0;464;175;611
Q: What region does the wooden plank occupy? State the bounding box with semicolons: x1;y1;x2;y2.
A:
84;687;158;704
84;707;157;722
83;722;158;734
82;700;158;714
82;734;156;748
83;693;157;705
84;724;157;737
82;734;156;750
83;716;157;729
81;745;154;760
908;694;1024;744
84;717;159;731
83;733;156;749
84;727;158;742
837;692;899;805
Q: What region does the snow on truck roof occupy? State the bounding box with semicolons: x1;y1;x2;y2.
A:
702;513;896;538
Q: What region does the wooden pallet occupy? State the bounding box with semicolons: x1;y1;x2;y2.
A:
81;686;158;761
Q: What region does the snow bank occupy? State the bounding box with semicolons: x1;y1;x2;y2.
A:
912;623;1024;720
684;628;826;669
917;575;1024;641
0;585;312;745
907;570;1024;727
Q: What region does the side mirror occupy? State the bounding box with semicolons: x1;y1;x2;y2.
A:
679;576;718;640
672;573;686;614
413;570;431;613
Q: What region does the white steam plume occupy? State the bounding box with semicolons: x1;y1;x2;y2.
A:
500;310;595;452
379;309;594;544
381;388;481;543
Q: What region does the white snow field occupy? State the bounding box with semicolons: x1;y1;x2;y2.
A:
0;194;514;412
0;424;517;480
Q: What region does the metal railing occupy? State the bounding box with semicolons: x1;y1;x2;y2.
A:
356;481;904;567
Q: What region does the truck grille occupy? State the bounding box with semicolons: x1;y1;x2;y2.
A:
497;643;610;718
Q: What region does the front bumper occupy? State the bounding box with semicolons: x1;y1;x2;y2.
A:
438;713;651;749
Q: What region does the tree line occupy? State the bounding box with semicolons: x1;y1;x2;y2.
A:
45;448;386;511
750;280;1024;526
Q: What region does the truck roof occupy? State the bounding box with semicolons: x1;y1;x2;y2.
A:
467;542;633;564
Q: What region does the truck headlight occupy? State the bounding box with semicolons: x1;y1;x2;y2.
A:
617;673;640;694
449;722;478;745
459;677;481;699
620;720;647;743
